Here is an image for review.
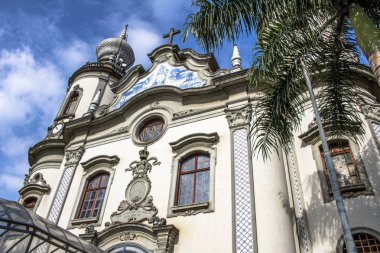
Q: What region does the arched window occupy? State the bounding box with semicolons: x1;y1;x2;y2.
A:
176;153;210;206
342;233;380;252
77;174;109;219
63;91;79;115
138;118;164;142
23;197;37;211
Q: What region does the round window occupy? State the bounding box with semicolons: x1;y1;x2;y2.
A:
138;118;164;143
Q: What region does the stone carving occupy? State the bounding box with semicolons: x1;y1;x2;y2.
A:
19;172;51;196
225;105;252;128
173;109;201;118
110;126;129;134
111;148;161;224
157;54;169;63
65;146;85;166
120;232;137;241
149;100;159;110
361;102;380;121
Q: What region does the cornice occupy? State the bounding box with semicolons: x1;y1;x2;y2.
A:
28;139;66;166
19;183;50;196
81;155;120;170
169;132;219;152
68;62;123;87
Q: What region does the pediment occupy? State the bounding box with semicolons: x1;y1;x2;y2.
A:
108;45;228;112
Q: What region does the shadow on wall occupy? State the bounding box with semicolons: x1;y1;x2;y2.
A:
298;138;380;252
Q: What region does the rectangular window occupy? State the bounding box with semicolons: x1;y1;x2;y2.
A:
320;141;361;190
77;174;109;219
176;154;210;206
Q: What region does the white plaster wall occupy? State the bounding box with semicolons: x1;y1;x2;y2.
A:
252;150;297;252
68;77;99;118
58;114;233;253
294;107;380;253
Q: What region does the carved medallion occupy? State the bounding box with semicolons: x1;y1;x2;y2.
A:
111;147;161;224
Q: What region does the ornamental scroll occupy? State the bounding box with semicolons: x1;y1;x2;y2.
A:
111;147;162;224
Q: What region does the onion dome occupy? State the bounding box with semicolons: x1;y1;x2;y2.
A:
96;25;135;70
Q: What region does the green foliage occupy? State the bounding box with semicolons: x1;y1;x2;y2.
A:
184;0;380;159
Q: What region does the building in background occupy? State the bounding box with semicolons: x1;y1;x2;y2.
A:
15;26;380;253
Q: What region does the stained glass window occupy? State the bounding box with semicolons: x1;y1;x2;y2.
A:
64;91;79;115
320;141;361;190
343;233;380;253
176;154;210;206
139;119;164;142
77;174;109;219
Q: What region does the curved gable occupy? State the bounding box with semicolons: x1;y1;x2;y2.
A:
108;45;227;112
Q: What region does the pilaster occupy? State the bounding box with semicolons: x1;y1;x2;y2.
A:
225;104;258;253
46;146;85;224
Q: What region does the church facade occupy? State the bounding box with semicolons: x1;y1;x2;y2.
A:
18;27;380;253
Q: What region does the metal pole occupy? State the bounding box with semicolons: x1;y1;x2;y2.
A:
300;58;357;253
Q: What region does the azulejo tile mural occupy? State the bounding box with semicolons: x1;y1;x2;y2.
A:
112;62;205;110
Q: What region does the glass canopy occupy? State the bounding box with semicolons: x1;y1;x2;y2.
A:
0;198;105;253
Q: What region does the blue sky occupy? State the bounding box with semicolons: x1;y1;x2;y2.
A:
0;0;254;200
0;1;370;201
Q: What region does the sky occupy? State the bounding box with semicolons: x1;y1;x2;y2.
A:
0;0;255;200
0;1;370;201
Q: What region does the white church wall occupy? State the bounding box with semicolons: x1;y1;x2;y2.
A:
57;113;234;252
294;107;380;253
252;149;297;252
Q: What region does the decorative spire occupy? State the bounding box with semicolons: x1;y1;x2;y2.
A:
119;24;128;40
231;44;242;72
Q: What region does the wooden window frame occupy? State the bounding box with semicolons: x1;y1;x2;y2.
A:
77;173;109;219
138;118;164;143
175;153;210;206
319;140;363;192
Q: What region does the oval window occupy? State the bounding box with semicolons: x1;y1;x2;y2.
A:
138;118;164;142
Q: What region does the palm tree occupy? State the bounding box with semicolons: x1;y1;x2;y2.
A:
184;1;379;253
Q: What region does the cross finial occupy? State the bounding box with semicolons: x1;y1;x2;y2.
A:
163;27;181;45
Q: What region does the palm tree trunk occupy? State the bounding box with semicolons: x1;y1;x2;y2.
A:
348;3;380;86
300;58;357;253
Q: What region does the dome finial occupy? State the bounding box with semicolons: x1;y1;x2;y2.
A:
120;24;128;40
231;44;242;72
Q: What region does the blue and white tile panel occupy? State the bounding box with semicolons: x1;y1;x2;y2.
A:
233;129;254;253
288;145;310;253
113;62;204;110
47;167;75;223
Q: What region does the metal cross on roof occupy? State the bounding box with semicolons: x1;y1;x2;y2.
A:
163;27;181;45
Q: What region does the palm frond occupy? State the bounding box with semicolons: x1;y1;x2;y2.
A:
183;0;258;51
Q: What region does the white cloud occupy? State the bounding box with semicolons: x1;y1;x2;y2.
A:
0;47;66;199
0;47;65;131
0;136;34;158
129;27;161;68
0;173;24;193
55;40;93;73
